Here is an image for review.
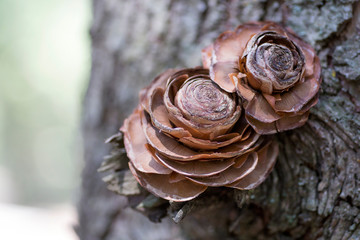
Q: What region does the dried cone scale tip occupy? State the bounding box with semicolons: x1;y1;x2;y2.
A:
202;21;321;134
121;68;279;202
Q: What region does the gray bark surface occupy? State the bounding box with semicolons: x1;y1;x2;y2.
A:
78;0;360;239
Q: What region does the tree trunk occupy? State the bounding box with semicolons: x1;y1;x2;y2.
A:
78;0;360;239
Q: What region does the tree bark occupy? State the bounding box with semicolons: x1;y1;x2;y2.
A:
78;0;360;239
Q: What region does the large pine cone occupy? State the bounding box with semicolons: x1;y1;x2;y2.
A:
121;68;278;202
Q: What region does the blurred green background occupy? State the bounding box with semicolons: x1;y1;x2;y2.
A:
0;0;90;206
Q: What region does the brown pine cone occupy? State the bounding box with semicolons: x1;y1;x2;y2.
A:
121;68;278;202
202;22;321;134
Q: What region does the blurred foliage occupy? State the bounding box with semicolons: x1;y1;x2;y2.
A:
0;0;90;205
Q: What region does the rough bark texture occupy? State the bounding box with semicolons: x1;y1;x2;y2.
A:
78;0;360;239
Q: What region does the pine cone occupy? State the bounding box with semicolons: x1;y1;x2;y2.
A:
121;68;278;202
202;21;321;134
